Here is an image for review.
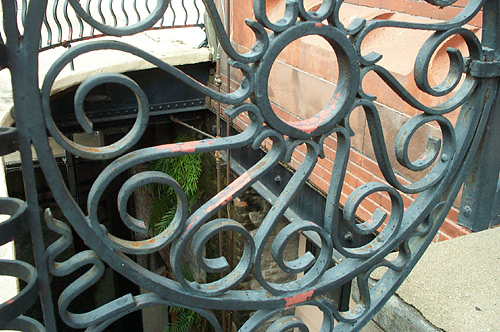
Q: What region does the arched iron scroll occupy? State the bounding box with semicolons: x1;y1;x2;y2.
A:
1;0;498;331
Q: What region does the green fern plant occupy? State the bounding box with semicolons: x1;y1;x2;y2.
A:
148;134;206;332
148;134;203;233
163;269;203;332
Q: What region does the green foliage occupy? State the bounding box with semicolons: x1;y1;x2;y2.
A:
163;268;201;332
148;134;203;233
149;134;206;332
163;309;200;332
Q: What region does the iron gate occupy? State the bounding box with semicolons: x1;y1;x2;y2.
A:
0;0;498;331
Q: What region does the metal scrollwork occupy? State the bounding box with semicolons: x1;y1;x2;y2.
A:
1;0;498;331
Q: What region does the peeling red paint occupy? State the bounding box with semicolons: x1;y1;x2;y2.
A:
315;23;323;28
186;221;195;231
284;289;315;309
286;109;330;134
204;172;252;214
7;299;14;304
285;92;341;134
156;140;214;153
182;172;252;235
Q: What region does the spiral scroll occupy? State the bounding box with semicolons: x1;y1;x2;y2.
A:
1;0;494;331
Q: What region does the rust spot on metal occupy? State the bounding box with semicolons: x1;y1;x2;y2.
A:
315;23;323;28
284;289;314;309
131;238;156;247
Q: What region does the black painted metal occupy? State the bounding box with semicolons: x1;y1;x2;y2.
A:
222;121;373;252
0;0;498;331
50;64;211;130
458;3;500;231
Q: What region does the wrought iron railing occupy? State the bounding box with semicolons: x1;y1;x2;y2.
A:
10;0;205;51
0;0;499;331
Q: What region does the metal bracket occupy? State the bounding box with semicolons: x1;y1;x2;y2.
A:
469;59;500;78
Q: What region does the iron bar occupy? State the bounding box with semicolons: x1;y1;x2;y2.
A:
224;1;233;331
170;115;216;139
0;0;498;331
17;137;57;331
458;0;500;231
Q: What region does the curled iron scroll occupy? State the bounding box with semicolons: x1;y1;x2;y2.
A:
4;0;492;330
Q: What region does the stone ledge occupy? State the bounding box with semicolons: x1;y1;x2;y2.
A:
353;280;442;332
364;226;500;332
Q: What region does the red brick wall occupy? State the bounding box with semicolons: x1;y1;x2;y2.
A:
350;0;482;27
222;1;475;242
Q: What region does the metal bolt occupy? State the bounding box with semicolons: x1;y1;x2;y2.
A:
274;175;281;183
463;205;472;218
441;154;449;162
344;232;353;242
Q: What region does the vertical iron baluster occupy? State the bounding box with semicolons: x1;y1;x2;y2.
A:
63;0;73;42
181;0;188;25
20;0;27;27
97;0;106;26
160;1;167;27
169;1;175;27
86;0;96;36
53;0;63;43
75;0;85;38
133;0;140;24
121;0;129;26
193;0;201;26
109;0;117;27
42;12;52;47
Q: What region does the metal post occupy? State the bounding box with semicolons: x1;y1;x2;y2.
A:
458;1;500;231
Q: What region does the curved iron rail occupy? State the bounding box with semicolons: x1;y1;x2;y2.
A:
0;0;498;331
17;0;205;51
